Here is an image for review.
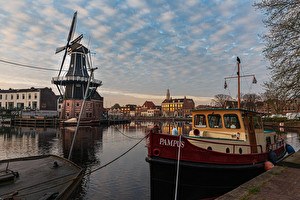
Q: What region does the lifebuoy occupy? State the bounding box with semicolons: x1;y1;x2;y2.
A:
153;148;160;156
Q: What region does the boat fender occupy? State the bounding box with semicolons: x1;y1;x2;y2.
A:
153;148;160;156
264;161;274;171
286;144;295;154
268;150;277;165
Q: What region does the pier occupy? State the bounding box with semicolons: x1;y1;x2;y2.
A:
217;150;300;200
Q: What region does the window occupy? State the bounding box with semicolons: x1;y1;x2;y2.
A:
11;94;13;100
0;94;2;99
28;94;31;99
224;114;240;129
17;94;19;99
208;114;222;128
194;114;206;127
253;116;263;129
34;93;37;99
22;94;25;99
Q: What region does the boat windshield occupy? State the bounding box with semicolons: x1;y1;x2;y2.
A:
208;114;222;128
253;116;263;129
224;114;240;129
194;114;207;127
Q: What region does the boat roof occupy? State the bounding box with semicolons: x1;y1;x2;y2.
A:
192;108;260;114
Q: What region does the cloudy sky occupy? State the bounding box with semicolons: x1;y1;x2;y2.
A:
0;0;269;107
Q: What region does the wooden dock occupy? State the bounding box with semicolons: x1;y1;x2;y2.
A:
11;117;59;127
216;150;300;200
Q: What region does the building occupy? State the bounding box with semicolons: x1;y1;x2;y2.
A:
0;87;57;111
161;89;195;117
51;13;103;121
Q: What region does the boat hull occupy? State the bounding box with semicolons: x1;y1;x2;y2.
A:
147;156;264;199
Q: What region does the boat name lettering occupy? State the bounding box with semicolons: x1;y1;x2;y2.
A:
159;138;184;148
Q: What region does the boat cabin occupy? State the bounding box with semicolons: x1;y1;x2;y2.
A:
189;108;277;154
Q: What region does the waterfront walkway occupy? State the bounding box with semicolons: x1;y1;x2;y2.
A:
217;150;300;200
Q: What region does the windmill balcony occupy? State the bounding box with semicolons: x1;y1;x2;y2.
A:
52;76;102;86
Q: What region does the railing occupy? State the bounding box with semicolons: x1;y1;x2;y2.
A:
52;76;102;85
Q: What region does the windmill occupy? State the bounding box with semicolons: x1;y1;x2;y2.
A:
52;12;103;121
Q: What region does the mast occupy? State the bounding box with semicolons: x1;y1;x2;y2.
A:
237;57;241;109
224;57;257;109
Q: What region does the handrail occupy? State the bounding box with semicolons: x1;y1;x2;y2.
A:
184;135;264;153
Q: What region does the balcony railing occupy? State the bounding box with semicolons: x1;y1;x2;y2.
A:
52;76;102;85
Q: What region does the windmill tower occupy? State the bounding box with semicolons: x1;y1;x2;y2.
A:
52;12;103;121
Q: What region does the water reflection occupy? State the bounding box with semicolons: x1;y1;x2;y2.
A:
61;126;104;165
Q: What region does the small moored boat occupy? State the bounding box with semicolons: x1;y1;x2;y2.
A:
0;155;83;200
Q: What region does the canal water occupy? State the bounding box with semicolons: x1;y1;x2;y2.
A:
0;122;299;200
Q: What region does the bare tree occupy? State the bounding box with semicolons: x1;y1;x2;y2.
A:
212;94;232;108
241;93;262;111
254;0;300;99
261;81;288;114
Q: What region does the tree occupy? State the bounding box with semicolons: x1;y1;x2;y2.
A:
261;82;288;114
212;94;232;108
254;0;300;99
111;103;121;109
241;93;262;111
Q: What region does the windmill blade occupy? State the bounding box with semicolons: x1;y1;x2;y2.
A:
67;11;77;43
71;34;83;45
57;11;78;77
58;48;68;77
55;46;67;54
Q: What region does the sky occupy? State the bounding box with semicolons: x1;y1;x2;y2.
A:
0;0;269;107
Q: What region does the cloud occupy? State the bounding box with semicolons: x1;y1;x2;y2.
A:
0;0;269;107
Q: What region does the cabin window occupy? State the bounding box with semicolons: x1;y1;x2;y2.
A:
194;114;206;127
208;114;222;128
224;114;240;129
253;116;263;129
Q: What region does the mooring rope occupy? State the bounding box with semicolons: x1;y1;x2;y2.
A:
114;126;146;140
174;134;182;200
85;132;149;175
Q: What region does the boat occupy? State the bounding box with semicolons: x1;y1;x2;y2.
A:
0;155;83;199
146;57;289;198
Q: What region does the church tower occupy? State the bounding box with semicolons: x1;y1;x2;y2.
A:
166;89;170;100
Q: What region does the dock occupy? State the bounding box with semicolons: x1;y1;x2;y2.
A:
217;150;300;200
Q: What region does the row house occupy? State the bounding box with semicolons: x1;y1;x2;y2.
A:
0;87;57;111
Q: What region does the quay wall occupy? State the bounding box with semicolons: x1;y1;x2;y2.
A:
216;150;300;200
